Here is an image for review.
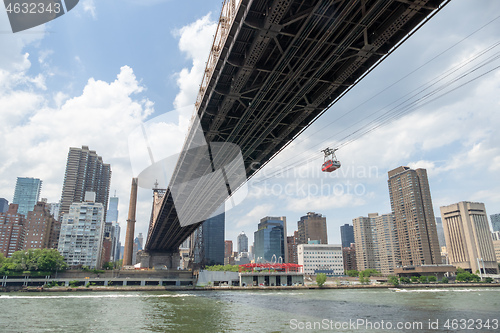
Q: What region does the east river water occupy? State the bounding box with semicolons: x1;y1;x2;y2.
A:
0;288;499;332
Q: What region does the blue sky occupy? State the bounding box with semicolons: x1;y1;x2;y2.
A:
1;0;499;249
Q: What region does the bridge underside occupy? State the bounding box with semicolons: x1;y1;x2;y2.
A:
146;0;449;252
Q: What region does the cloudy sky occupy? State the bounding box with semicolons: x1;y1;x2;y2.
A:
1;0;499;249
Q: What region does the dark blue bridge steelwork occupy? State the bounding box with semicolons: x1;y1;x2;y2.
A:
144;0;450;256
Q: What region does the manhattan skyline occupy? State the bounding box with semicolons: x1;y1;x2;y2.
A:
0;0;499;247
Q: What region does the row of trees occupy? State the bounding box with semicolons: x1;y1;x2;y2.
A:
205;265;241;272
0;249;67;276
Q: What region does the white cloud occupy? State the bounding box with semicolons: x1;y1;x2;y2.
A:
172;14;217;109
236;204;274;228
0;63;155;236
286;194;366;212
82;0;97;19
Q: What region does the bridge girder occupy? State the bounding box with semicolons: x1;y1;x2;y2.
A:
145;0;450;252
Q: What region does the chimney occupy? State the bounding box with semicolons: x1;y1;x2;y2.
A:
123;178;138;266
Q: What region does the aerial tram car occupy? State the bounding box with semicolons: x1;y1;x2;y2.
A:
321;147;341;172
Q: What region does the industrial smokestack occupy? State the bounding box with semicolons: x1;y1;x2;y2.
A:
123;178;138;266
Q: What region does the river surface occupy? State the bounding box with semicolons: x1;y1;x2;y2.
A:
1;288;499;332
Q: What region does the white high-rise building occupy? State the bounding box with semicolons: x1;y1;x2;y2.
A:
58;192;105;269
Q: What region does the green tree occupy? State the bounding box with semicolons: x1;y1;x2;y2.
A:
36;249;67;272
69;280;79;288
418;276;428;283
102;262;114;270
358;271;370;284
410;276;418;283
345;270;359;277
362;269;381;277
456;271;481;283
316;273;327;287
484;277;493;283
399;277;411;284
441;276;449;284
388;276;399;286
427;276;437;283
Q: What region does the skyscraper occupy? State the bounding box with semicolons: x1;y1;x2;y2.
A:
491;213;500;232
237;231;248;253
60;146;111;221
192;209;225;266
202;212;225;265
297;212;327;244
12;177;42;216
254;216;287;263
58;192;105;269
0;198;8;213
106;195;119;223
388;166;441;267
440;201;498;274
435;217;446;248
340;223;354;248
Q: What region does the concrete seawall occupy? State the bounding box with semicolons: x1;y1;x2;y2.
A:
3;282;500;292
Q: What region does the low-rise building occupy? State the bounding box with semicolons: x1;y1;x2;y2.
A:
298;244;343;276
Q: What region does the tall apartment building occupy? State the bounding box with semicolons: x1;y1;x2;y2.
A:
0;198;9;213
60;146;111;221
0;204;26;257
24;201;60;250
340;223;354;248
491;213;500;232
374;213;399;274
440;201;498;274
388;166;441;267
297;212;327;244
237;231;248;253
58;192;106;269
254;216;288;263
353;213;398;275
353;214;380;272
287;230;300;264
12;177;42;216
298;244;344;275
